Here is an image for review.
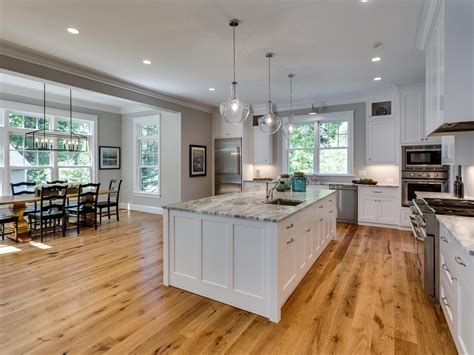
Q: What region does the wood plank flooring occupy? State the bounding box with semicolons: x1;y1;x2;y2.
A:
0;211;457;354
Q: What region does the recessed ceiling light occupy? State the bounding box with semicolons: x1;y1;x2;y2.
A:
209;88;216;91
360;0;368;3
142;59;152;65
371;56;382;62
374;76;382;81
67;27;80;35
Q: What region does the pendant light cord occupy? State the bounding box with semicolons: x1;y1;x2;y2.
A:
233;24;236;84
290;76;293;114
43;83;46;140
268;55;271;102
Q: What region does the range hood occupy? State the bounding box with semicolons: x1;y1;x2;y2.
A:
430;121;474;135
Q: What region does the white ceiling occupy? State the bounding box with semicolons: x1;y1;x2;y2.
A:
1;0;425;108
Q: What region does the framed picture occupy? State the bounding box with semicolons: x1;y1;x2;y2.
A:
189;145;207;177
99;146;121;170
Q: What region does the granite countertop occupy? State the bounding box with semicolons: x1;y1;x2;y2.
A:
436;215;474;256
163;186;336;223
416;191;474;200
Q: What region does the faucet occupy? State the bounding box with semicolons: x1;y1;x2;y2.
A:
266;181;277;202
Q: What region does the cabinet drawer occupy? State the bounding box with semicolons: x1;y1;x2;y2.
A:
278;214;298;246
358;186;398;198
440;272;457;335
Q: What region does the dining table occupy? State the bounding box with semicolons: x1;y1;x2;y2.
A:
0;190;111;242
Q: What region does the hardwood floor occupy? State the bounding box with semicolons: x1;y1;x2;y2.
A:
0;211;456;354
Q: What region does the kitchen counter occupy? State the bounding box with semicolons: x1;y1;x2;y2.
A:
164;186;335;222
310;182;399;188
416;191;474;200
437;215;474;256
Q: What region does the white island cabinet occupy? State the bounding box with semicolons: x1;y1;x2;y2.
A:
162;187;336;322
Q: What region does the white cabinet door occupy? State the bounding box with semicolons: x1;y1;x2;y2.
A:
359;197;378;222
253;126;273;164
366;119;396;164
455;253;474;355
278;218;298;300
215;116;243;138
377;198;397;225
401;88;424;144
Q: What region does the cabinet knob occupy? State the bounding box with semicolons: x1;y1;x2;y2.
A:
320;218;324;221
442;296;450;308
286;238;295;244
319;205;324;209
286;223;294;229
306;228;311;232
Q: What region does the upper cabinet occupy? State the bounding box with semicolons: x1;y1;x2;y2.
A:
214;113;243;139
400;85;440;145
423;0;474;136
253;126;273;164
366;95;398;165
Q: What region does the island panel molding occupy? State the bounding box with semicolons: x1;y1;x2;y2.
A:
163;187;337;322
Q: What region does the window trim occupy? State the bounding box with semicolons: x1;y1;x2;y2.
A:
132;115;161;197
282;110;354;176
0;100;98;195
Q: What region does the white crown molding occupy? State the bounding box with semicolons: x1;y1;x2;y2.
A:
414;0;442;51
0;40;214;114
251;88;397;115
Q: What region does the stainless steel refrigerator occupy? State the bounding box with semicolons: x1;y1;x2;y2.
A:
214;138;242;195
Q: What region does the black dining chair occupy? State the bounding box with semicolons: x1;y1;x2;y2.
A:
27;185;68;242
11;182;38;216
47;180;68;184
97;179;122;223
68;183;100;234
0;213;19;241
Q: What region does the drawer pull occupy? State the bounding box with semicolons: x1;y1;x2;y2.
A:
319;218;324;221
329;210;334;213
373;191;383;194
286;223;294;229
442;263;450;273
455;256;466;267
286;238;295;244
319;205;324;209
306;228;311;232
440;236;448;243
451;276;457;281
329;199;333;202
442;297;450;307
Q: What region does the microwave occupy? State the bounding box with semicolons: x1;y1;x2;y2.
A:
402;145;446;171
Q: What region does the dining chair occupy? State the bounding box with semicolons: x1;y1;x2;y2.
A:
97;179;122;223
10;182;38;216
0;213;19;241
27;185;68;242
68;183;100;234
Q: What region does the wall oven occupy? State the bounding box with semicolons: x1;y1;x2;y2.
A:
402;172;449;206
402;145;443;171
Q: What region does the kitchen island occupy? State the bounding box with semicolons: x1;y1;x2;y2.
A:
162;186;336;322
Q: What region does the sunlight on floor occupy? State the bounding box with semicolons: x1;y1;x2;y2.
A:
0;245;21;254
29;241;52;249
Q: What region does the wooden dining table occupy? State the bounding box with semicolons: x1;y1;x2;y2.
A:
0;190;111;242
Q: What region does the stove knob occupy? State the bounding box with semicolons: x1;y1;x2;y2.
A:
410;173;415;177
434;173;438;177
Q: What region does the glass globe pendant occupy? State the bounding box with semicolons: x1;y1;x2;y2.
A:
258;53;281;134
219;19;250;125
283;74;296;138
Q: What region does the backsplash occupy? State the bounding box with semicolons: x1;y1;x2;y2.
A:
462;165;474;196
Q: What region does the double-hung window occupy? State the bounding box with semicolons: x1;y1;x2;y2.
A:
285;111;354;176
134;115;160;195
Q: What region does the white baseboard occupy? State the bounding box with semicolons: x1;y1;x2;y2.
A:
358;221;412;231
119;202;163;215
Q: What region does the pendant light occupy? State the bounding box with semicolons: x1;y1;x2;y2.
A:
25;84;88;152
283;74;295;138
219;19;250;125
258;53;281;134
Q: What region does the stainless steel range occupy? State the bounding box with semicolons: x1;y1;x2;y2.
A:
410;198;474;302
402;145;449;207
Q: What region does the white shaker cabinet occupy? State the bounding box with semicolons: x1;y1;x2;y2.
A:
253;126;273;164
441;133;474;166
214;114;243;138
358;186;398;227
366;118;397;164
439;224;474;355
400;86;440;145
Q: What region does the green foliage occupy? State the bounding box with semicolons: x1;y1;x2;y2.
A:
140;168;159;192
59;168;90;183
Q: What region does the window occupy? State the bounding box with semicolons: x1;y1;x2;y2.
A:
0;105;96;194
134;115;160;195
285;111;353;176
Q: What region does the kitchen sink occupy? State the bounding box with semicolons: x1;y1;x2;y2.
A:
266;198;304;206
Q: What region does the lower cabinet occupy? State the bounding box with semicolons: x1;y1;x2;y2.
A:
439;224;474;354
358;186;398;226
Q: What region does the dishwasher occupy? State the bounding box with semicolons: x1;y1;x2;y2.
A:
329;184;358;224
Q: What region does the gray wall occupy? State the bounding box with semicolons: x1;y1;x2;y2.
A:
0;92;122;188
1;56;214;204
247;102;399;184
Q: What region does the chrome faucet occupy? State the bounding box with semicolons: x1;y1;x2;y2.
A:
266;181;277;202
